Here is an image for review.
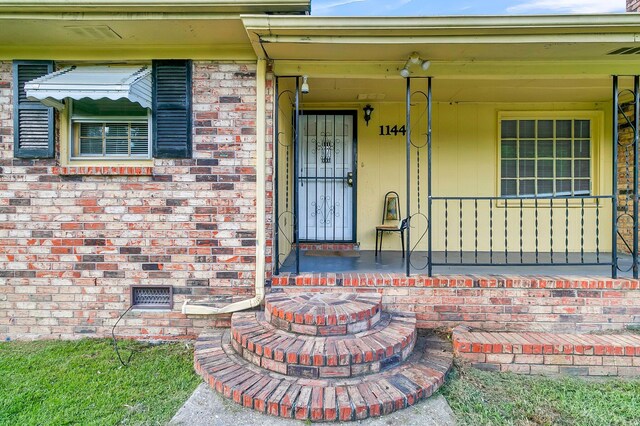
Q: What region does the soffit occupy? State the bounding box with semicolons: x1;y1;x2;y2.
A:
0;14;254;59
243;14;640;65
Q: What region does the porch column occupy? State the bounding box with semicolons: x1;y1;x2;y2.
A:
612;75;640;279
405;77;411;276
427;77;433;277
274;77;280;275
613;76;618;279
294;76;301;275
634;76;639;279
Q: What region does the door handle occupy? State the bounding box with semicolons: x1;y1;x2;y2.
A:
346;172;354;187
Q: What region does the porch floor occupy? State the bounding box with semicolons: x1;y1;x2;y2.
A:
279;250;634;278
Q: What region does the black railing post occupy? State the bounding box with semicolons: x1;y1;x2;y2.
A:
405;77;411;277
294;77;300;275
427;77;433;277
612;75;619;279
274;77;280;275
634;75;639;279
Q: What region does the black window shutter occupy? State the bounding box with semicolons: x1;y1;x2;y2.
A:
13;60;54;158
152;60;192;159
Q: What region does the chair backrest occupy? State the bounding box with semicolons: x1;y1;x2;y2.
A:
381;191;401;224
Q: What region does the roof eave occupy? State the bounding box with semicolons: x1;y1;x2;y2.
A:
0;0;311;14
242;13;640;34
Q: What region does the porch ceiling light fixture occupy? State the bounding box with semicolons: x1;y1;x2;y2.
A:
400;52;430;77
363;104;374;126
301;75;310;94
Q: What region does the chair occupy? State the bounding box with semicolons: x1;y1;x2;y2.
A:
375;191;408;257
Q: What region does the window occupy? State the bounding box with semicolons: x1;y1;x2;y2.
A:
70;99;151;159
500;118;591;197
20;60;193;163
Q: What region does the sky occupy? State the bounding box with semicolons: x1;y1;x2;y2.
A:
310;0;626;16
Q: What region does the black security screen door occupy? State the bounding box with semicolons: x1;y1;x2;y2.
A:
297;112;356;242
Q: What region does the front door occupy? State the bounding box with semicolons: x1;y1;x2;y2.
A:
298;112;356;242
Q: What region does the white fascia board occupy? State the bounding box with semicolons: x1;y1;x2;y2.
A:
0;0;310;13
242;13;640;35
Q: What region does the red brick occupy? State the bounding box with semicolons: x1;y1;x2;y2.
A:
347;385;368;420
514;354;544;364
310;387;324;421
544;355;573;365
335;386;352;421
280;384;302;418
294;386;312;420
323;387;337;421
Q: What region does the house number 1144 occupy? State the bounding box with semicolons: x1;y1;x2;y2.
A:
379;125;407;136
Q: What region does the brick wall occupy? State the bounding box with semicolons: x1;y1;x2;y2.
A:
628;0;640;12
272;274;640;333
0;61;268;340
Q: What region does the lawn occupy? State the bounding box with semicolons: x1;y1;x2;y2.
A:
0;339;200;426
441;362;640;426
3;339;640;426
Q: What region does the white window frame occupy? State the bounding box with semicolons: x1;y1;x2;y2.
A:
68;100;152;160
498;113;596;199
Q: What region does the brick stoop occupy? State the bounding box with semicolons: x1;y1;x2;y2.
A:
264;292;383;336
195;329;452;421
194;292;453;422
231;311;417;377
452;326;640;376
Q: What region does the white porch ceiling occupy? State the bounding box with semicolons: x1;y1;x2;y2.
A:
282;76;620;104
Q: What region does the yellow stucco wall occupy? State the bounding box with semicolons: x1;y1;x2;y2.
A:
277;98;613;255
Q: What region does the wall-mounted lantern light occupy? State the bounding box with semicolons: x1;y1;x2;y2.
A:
363;104;374;126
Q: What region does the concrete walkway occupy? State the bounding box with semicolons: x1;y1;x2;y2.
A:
170;383;457;426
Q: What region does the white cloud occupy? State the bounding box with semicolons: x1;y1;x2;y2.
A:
507;0;625;14
313;0;367;12
313;0;414;14
383;0;412;12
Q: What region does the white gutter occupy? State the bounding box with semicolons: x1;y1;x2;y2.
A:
182;58;267;315
241;13;640;32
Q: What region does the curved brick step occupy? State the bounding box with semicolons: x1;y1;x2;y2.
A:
231;311;417;378
265;292;382;336
195;329;452;422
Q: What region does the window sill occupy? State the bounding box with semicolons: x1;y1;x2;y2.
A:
496;198;606;208
57;166;154;176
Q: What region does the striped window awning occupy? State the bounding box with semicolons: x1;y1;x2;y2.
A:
24;65;152;110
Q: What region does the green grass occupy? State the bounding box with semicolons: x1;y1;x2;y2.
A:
0;339;200;426
440;363;640;426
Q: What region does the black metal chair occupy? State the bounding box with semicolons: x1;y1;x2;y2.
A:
375;191;408;257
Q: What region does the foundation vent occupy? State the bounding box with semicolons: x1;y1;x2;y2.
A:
131;286;173;309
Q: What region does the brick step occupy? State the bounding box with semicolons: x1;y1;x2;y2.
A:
195;329;452;422
265;292;382;336
231;311;417;378
453;326;640;376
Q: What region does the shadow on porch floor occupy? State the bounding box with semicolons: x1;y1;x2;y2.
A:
279;250;634;278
